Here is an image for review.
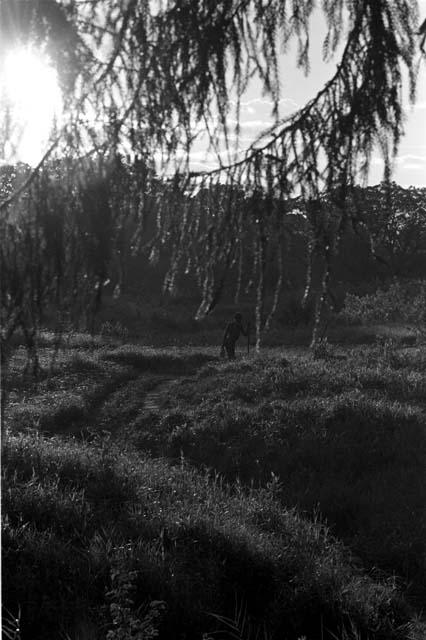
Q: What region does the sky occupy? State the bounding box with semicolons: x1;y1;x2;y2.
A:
0;47;63;166
1;2;425;187
189;2;426;188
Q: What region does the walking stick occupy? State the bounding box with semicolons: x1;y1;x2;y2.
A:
247;321;250;356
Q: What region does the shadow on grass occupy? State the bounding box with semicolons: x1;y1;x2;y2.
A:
145;522;372;640
132;395;426;605
3;429;413;640
6;368;141;437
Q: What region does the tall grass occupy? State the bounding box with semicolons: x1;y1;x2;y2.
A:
3;340;426;639
5;344;213;436
2;431;420;640
133;347;426;606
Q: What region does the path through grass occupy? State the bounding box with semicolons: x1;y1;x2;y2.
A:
2;338;426;639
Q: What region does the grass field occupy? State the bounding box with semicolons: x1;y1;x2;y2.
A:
2;330;426;640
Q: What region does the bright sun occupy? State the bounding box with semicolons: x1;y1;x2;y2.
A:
1;47;62;166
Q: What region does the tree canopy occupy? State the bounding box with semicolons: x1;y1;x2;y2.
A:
1;1;421;177
1;0;425;352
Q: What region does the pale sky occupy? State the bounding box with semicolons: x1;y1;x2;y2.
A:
189;2;426;188
1;3;425;187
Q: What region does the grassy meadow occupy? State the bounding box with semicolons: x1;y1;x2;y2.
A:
2;326;426;640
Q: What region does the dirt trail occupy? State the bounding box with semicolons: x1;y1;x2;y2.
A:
91;373;190;432
143;377;183;413
52;372;188;437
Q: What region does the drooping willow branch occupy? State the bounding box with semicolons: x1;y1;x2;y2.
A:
0;0;422;351
144;0;420;347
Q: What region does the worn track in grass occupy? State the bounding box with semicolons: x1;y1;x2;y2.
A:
63;373;191;436
143;377;187;413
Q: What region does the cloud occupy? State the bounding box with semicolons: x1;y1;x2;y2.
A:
184;146;249;172
229;97;299;118
231;119;275;131
232;97;299;109
187;160;218;171
402;164;426;171
395;154;426;163
371;154;426;169
403;101;426;111
394;154;426;171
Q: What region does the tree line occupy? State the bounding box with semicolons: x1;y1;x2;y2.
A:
2;158;425;359
1;0;425;365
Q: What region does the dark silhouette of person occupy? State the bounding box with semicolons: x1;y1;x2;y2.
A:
221;312;248;359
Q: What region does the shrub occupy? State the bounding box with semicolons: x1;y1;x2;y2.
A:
341;280;426;337
101;321;130;341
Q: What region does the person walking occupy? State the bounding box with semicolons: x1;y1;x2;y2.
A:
221;312;249;359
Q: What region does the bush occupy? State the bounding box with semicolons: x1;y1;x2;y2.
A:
100;320;130;341
341;280;426;334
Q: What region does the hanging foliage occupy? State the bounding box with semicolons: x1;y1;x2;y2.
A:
0;0;423;352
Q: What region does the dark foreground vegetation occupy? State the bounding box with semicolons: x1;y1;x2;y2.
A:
2;329;426;640
2;3;426;638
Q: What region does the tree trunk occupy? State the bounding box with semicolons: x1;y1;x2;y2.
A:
310;255;331;355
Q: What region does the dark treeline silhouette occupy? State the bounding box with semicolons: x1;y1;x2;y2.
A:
1;0;424;355
2;157;426;363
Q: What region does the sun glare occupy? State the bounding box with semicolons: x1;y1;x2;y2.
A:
1;47;63;166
